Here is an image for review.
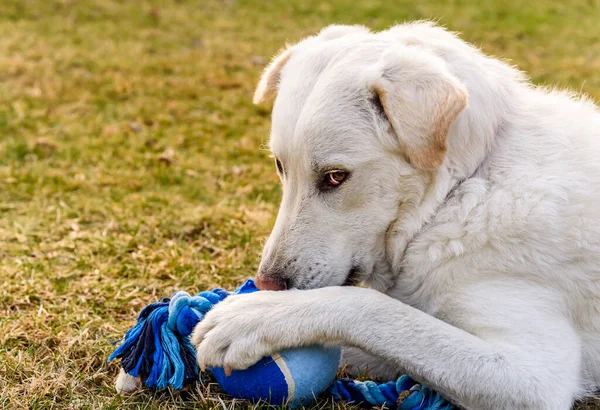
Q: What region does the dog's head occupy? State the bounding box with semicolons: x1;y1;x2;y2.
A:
253;24;469;290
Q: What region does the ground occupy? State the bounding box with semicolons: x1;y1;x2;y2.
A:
1;0;599;409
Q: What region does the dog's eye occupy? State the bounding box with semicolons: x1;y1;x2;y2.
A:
275;159;284;176
324;170;348;187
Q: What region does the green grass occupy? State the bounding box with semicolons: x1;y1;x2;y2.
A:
1;0;599;408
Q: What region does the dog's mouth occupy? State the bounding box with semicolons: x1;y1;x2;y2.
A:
342;266;361;286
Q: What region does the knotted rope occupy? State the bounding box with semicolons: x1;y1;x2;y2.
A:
331;375;453;409
109;280;256;389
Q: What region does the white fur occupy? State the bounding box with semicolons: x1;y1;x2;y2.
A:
115;368;141;395
121;22;600;409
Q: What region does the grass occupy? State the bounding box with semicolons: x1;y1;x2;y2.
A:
1;0;599;408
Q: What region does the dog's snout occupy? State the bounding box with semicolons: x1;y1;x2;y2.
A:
255;274;288;291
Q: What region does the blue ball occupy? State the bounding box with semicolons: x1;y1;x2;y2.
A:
210;345;341;408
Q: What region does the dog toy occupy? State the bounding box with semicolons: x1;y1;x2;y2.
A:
109;279;454;409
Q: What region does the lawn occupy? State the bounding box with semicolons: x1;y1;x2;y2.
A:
1;0;599;409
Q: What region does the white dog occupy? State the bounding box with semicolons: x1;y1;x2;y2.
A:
118;22;600;409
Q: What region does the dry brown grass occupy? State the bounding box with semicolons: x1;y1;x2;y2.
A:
1;0;599;408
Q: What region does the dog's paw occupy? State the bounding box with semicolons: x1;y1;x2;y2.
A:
191;291;307;372
115;369;141;395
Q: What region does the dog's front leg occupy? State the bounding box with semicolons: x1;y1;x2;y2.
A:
341;346;404;380
193;285;580;410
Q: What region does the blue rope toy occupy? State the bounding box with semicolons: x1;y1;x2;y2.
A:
109;279;454;409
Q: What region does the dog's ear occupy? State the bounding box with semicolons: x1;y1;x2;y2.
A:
253;48;292;105
370;47;468;170
254;25;370;105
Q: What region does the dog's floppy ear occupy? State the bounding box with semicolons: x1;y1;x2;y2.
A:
254;25;370;105
253;48;292;105
370;47;468;170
